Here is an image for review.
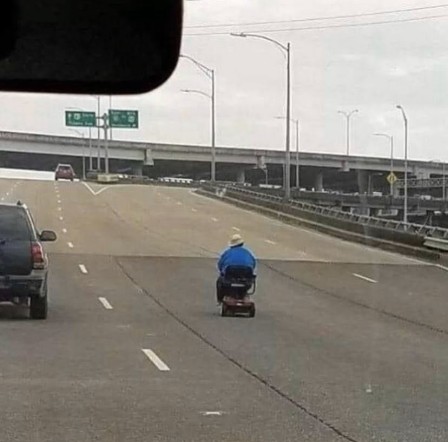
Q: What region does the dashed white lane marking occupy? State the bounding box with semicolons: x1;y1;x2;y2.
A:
57;200;61;204
265;239;276;245
0;198;3;201
98;297;113;310
67;242;74;248
200;411;224;416
59;216;64;221
232;226;240;232
79;264;88;274
191;208;198;213
142;349;170;372
57;207;62;211
353;273;377;284
211;217;219;222
62;228;67;234
177;202;182;206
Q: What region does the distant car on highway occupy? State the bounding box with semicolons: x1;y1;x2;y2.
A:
0;202;56;319
55;163;75;181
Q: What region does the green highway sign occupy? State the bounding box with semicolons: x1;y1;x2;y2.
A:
109;109;139;129
65;111;96;127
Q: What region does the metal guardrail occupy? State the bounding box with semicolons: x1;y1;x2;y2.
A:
423;237;448;251
211;184;448;240
396;177;447;189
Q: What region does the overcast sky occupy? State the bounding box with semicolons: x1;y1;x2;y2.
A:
1;0;448;161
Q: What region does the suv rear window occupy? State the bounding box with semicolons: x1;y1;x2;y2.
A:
58;166;72;171
0;207;32;241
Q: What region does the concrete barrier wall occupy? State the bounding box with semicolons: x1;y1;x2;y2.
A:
198;187;439;261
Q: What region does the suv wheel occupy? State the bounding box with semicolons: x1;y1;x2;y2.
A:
30;291;48;320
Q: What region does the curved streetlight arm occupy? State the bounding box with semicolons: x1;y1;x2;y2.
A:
338;109;358;118
231;32;288;56
396;105;407;123
181;89;211;99
374;133;393;143
179;54;213;79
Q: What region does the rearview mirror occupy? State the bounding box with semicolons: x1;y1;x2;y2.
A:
0;0;183;94
40;230;57;242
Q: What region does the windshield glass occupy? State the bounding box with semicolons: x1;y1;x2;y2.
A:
0;1;447;441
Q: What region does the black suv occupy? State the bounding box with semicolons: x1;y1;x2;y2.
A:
0;202;56;319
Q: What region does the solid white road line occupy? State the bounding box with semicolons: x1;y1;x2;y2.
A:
142;349;170;372
67;242;74;248
98;297;113;310
434;264;448;272
353;273;377;284
265;239;276;245
79;264;88;274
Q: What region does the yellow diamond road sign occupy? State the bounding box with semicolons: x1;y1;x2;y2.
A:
387;172;397;185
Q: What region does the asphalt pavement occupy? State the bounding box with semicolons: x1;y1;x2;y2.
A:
0;176;447;442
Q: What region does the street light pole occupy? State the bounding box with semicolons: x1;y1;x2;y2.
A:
180;54;216;182
88;127;93;171
396;105;408;225
338;109;358;157
276;116;299;188
102;113;110;174
374;133;394;195
211;69;216;182
69;129;86;180
231;32;292;200
443;162;446;202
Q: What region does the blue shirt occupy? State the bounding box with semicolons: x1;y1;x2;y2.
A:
217;245;257;275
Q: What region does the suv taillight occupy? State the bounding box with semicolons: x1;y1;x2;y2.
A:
31;242;45;270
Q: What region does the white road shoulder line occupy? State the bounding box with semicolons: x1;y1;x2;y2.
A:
353;273;377;284
142;349;170;372
79;264;88;274
98;297;113;310
435;264;448;272
67;242;74;248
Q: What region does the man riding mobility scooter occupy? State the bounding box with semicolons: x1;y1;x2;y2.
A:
217;234;257;318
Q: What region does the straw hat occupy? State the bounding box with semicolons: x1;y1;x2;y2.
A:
229;233;244;247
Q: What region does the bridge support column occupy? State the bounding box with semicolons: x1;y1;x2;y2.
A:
236;168;245;184
357;170;369;194
314;171;323;192
132;164;143;176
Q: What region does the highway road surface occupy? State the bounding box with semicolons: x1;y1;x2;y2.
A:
0;174;447;442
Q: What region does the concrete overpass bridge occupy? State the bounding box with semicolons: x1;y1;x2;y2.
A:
0;131;439;190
